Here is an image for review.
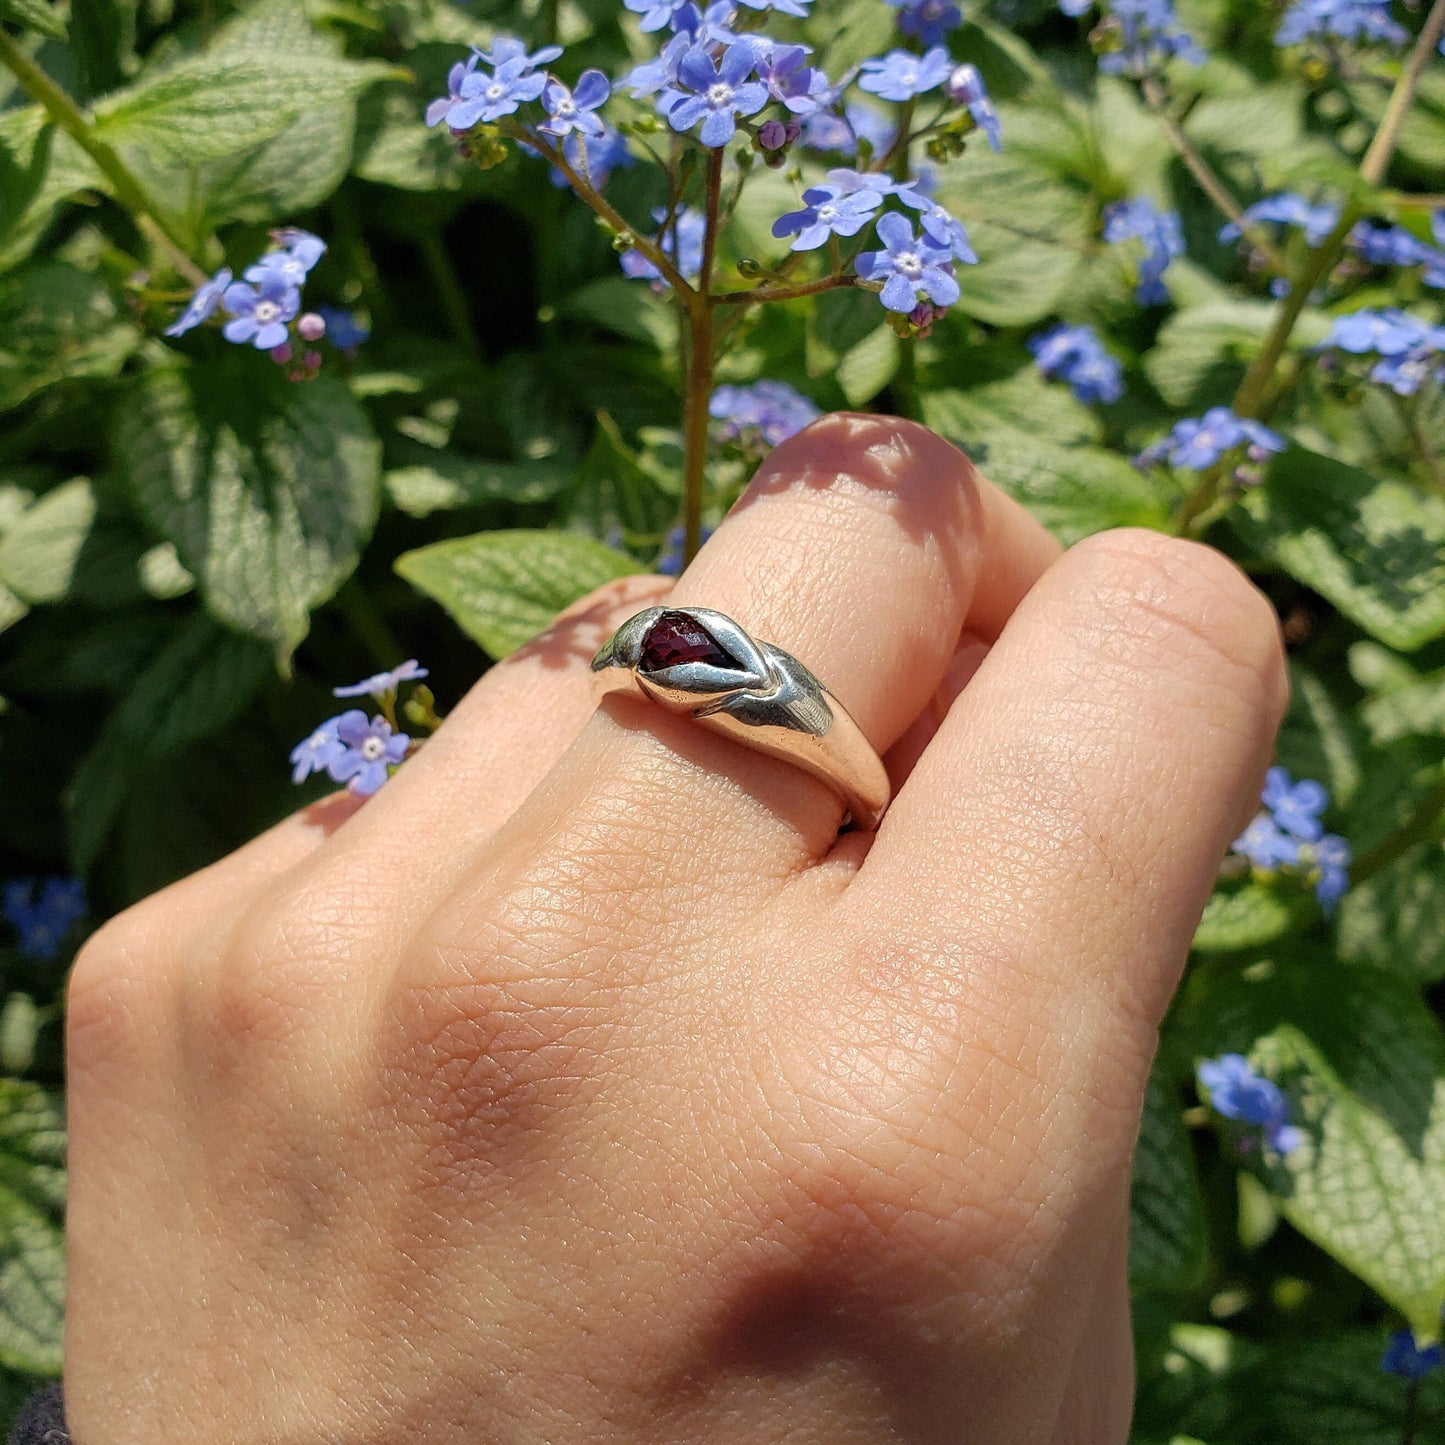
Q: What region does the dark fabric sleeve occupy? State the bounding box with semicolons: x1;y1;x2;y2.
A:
7;1384;68;1445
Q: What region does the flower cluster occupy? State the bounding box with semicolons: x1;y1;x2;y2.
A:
1231;766;1351;911
1197;1054;1302;1156
710;379;820;448
1137;407;1285;472
1028;323;1123;404
289;661;430;799
1060;0;1204;76
166;229;344;378
1104;198;1183;305
1220;192;1340;250
1275;0;1407;47
1322;309;1445;397
424;1;998;322
1349;215;1445;288
2;877;86;962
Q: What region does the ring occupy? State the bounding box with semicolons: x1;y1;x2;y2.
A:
591;606;891;830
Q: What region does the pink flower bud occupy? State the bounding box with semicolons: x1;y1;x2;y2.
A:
757;119;788;152
297;312;326;341
270;343;294;364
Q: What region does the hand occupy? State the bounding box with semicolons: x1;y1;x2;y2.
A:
65;414;1286;1443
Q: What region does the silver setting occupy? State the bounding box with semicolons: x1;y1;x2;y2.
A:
591;605;890;830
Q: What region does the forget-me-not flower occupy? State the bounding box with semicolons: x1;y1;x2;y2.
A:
665;42;769;146
772;184;882;251
245;230;326;291
858;46;953;101
756;44;830;115
1231;766;1352;911
625;0;694;30
316;307;370;350
540;70;611;138
887;0;962;45
334;660;429;699
221;276;300;350
165;267;233;338
1276;0;1407;46
897;190;979;265
710;380;820;447
2;877;87;962
1104;197;1184;304
1029;324;1124;404
328;711;410;797
426;51;548;130
289;716;348;785
1381;1329;1443;1381
1197;1054;1302;1155
1221;193;1341;249
620;207;707;285
1138;407;1285;471
1323;309;1445;396
855;211;960;313
943;64;1002;151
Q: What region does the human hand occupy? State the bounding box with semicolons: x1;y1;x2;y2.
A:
65;414;1286;1443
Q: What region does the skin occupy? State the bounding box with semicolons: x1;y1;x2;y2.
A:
64;414;1287;1444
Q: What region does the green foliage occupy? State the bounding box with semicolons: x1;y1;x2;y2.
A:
2;0;1445;1434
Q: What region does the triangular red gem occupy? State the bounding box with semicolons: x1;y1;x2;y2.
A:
639;611;737;672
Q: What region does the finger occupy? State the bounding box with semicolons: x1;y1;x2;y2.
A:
858;529;1285;1029
507;414;1060;891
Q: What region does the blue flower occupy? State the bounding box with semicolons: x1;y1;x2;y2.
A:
665;42;768;146
1381;1329;1443;1381
540;69;610;138
736;0;813;15
772;184;882;251
1277;0;1407;46
625;0;693;30
858;45;953;101
655;523;717;575
479;37;564;70
2;877;87;962
624;32;692;98
855;211;960;313
425;50;547;130
549;125;635;190
289;715;348;785
1104;197;1184;304
895;188;979;265
887;0;962;45
620;206;707;285
1068;0;1204;73
220;276;299;350
1349;220;1435;267
710;380;821;447
334;659;429;699
327;711;410;797
1323;309;1445;396
1028;324;1124;404
756;44;830;115
1197;1054;1302;1156
1232;814;1303;870
164;267;233;338
1221;193;1341;249
1304;833;1352;912
1138;407;1285;470
316;306;370;350
942;63;1001;151
1262;766;1329;842
244;230;326;291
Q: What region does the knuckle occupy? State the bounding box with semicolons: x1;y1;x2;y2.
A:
1065;528;1286;713
66;905;176;1074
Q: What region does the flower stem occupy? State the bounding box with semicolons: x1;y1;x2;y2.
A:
1140;75;1289;276
0;27;208;285
714;272;858;306
1171;0;1445;535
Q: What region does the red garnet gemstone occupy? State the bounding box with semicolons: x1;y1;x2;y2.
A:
639;611;737;672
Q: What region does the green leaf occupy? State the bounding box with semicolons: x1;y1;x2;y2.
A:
1351;646;1445;747
114;362;381;663
1130;1063;1208;1294
1233;446;1445;652
0;1080;65;1376
0;109;104;274
1192;880;1300;954
0;478;95;605
0;0;66;39
1238;1332;1445;1445
558;277;678;352
922;387;1167;543
1181;959;1445;1336
835;324;900;409
395;528;643;660
385;454;572;518
93;52;391;164
1337;843;1445;985
67;612;271;869
0;262;139;413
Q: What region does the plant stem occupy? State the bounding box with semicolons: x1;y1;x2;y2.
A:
1171;0;1445;534
1351;777;1445;884
714;272;858;306
419;231;480;361
0;27;207;285
678;148;725;566
1402;1379;1420;1445
1140;75;1289;276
